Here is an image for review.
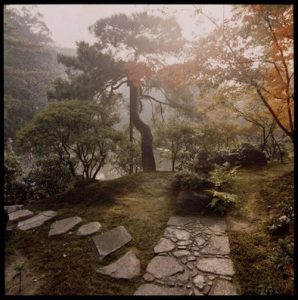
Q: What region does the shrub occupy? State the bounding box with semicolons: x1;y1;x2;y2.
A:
268;215;290;235
4;151;26;204
172;169;213;191
207;190;238;215
208;164;241;190
24;157;74;200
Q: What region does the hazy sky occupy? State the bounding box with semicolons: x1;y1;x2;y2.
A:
11;4;233;48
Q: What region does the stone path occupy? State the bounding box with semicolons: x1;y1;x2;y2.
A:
134;216;238;296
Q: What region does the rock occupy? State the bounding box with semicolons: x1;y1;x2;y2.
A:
77;222;101;236
143;273;155;282
201;235;230;255
186;262;194;270
4;205;23;214
203;285;211;295
178;246;187;250
154;238;176;253
187;256;196;262
96;250;140;279
194;251;200;257
173;250;191;258
199;217;227;233
175;271;189;282
181;257;188;264
210;279;238;295
193;274;206;289
167;216;196;226
208;275;216;280
177;240;192;246
92;226;132;261
9;209;34;222
195;236;206;247
194;288;204;295
196;258;235;276
49;216;82;236
164;227;191;240
146;256;183;279
134;284;186;295
17;211;57;231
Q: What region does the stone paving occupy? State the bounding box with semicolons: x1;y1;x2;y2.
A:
134;216;238;296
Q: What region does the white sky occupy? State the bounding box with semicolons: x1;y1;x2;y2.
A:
10;4;233;48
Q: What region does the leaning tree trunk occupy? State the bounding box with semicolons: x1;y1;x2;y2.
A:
129;81;156;171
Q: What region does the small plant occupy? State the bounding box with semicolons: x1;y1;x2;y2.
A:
13;264;25;293
207;190;238;215
172;169;213;191
268;215;290;235
208;164;241;190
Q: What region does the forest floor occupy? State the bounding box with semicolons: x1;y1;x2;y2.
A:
5;161;294;295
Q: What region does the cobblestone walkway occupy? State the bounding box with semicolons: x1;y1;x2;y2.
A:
134;216;239;295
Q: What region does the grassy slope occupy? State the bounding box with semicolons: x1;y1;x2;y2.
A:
225;161;294;295
5;171;178;295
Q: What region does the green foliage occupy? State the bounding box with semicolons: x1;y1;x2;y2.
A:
4;6;65;141
17;100;121;180
268;215;290;235
172;169;212;191
25;157;74;200
207;190;238;215
208;164;241;189
4;151;26;205
110;139;142;176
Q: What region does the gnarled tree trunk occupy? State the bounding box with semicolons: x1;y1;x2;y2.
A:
129;81;156;171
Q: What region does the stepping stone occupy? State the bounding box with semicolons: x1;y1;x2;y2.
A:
9;209;34;222
49;216;82;236
154;238;175;253
146;256;183;279
210;279;238;295
92;226;132;261
77;222;101;236
4;205;23;214
199;217;227;233
18;211;57;231
196;258;235;276
164;227;191;240
167;216;196;226
173;250;191;258
201;235;230;255
134;284;186;295
96;250;140;279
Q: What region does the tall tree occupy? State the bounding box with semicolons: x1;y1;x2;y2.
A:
192;5;294;142
50;12;184;171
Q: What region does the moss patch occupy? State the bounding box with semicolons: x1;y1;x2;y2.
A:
5;171;176;295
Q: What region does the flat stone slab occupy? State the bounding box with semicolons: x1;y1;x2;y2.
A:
92;226;132;261
18;211;57;231
154;238;176;253
173;250;191;257
146;256;184;279
49;216;82;236
210;279;238;295
196;258;235;276
164;227;191;240
201;235;230;255
4;205;23;214
9;209;34;222
195;236;206;247
96;250;140;279
77;222;101;236
199;217;227;232
134;284;186;295
167;216;196;226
